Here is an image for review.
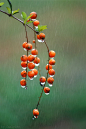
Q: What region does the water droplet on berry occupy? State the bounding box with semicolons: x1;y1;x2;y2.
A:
34;75;37;78
29;77;34;80
21;85;25;88
50;75;54;77
49;84;53;87
41;82;45;85
35;63;40;66
22;67;26;70
45;93;49;95
24;48;27;51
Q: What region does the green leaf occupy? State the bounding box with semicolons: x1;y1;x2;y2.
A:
6;7;11;14
7;0;12;14
27;15;32;21
38;25;47;32
27;21;33;24
21;12;27;20
12;9;19;15
0;2;4;7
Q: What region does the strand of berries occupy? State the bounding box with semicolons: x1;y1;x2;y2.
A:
0;1;56;119
20;12;56;119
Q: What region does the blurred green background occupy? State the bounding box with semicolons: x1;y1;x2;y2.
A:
0;0;86;129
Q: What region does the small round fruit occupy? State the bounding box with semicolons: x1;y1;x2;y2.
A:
49;50;56;58
27;55;35;62
33;40;35;43
37;35;41;40
22;42;27;48
49;59;55;65
30;12;37;19
21;70;27;77
47;77;54;84
39;33;45;40
44;87;50;95
21;55;27;62
33;20;40;26
28;71;34;78
39;76;46;83
25;43;32;50
48;69;55;76
31;49;38;56
45;64;52;70
33;109;39;118
21;62;27;68
32;69;38;77
20;79;26;86
34;57;40;64
28;62;35;70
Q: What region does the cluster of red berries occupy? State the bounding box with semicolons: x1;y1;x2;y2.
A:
20;41;40;89
20;12;56;119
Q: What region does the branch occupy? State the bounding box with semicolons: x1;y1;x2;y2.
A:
0;9;38;34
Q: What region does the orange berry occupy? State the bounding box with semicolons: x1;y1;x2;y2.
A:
20;79;26;86
39;76;46;83
37;35;41;40
30;12;37;19
49;59;55;65
28;71;34;78
44;87;50;94
47;77;54;84
46;64;52;70
25;43;32;50
33;109;39;118
49;50;56;58
31;49;38;56
21;70;27;77
27;19;30;22
33;20;40;26
28;62;35;70
34;57;40;64
33;40;35;43
48;69;55;76
21;62;27;68
21;55;27;62
27;55;35;62
22;42;27;48
32;69;38;76
39;33;45;40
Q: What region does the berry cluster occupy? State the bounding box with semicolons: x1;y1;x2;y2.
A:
20;11;56;119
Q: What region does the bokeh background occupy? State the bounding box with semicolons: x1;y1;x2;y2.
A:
0;0;86;129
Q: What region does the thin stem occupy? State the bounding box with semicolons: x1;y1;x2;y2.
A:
25;25;28;88
0;9;38;34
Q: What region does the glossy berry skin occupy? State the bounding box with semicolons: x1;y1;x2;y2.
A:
47;77;54;84
49;50;56;58
48;69;55;76
31;49;38;56
28;71;34;78
25;43;32;50
34;57;40;64
33;40;35;43
20;79;26;86
49;59;55;65
21;55;27;62
21;70;27;77
28;62;35;70
39;76;46;83
44;87;50;93
22;42;27;48
32;69;38;76
30;12;37;19
33;109;39;118
46;64;52;70
37;35;41;40
21;62;27;67
33;20;40;26
39;33;45;40
27;55;35;62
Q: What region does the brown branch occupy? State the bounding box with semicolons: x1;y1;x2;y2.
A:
0;9;38;34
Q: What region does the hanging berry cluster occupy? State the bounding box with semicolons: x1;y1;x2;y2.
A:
0;0;56;119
